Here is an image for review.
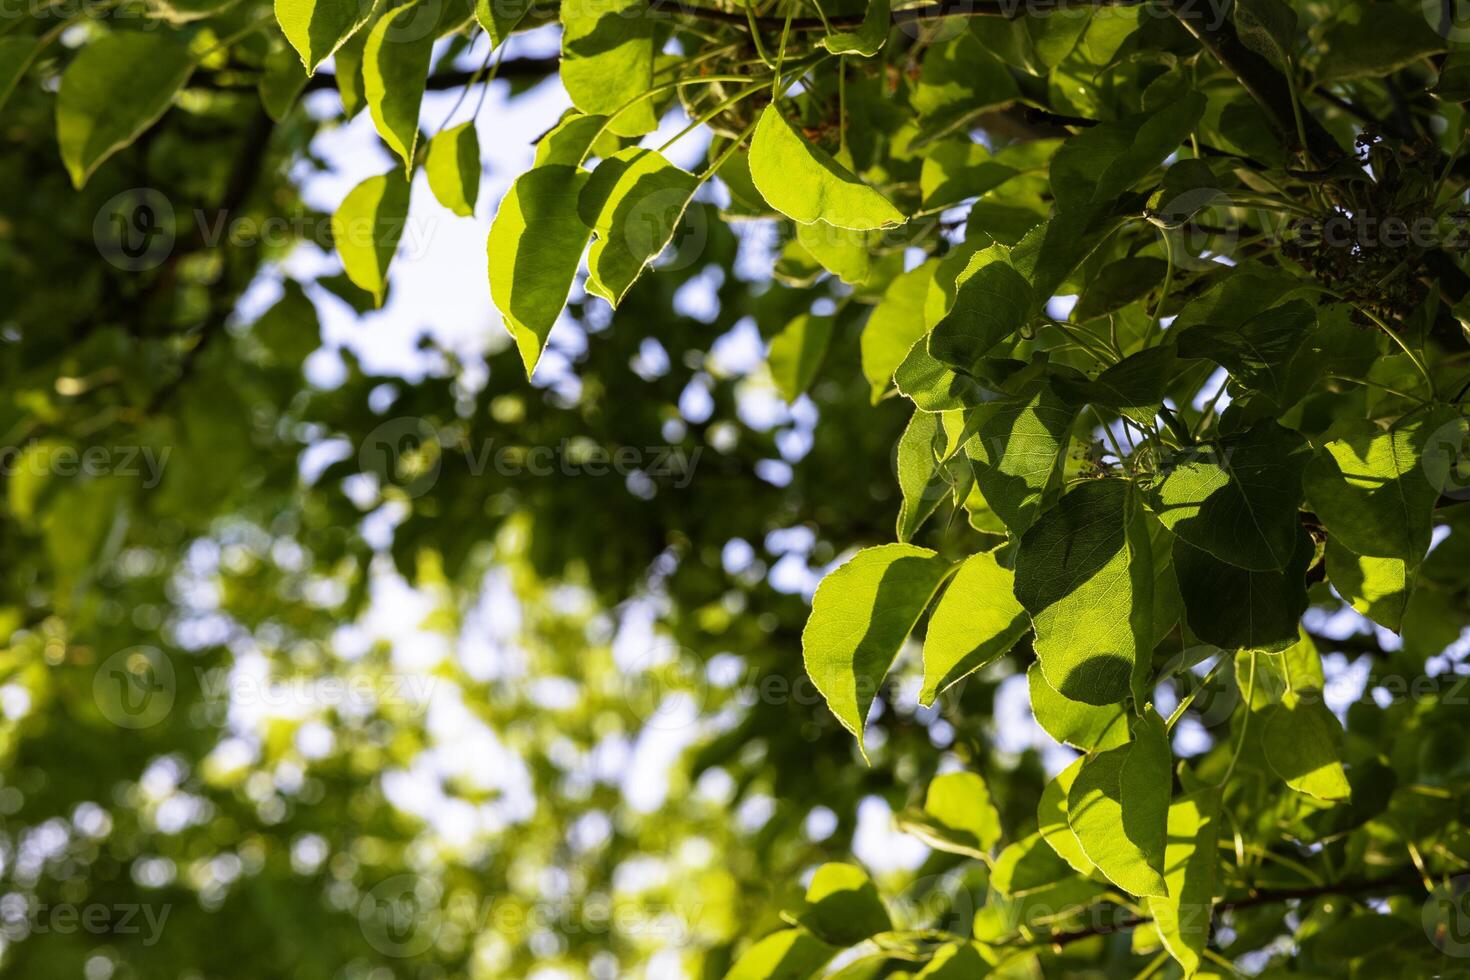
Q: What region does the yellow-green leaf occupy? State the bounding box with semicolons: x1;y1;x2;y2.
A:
487;165;594;377
57;32;194;189
364;0;436;175
275;0;377;73
425;121;480;217
920;551;1027;704
749;105;906;231
802;544;955;758
332;170;411;306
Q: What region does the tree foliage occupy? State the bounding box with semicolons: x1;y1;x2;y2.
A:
4;0;1470;976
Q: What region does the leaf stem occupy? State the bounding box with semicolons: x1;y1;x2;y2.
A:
1218;651;1255;790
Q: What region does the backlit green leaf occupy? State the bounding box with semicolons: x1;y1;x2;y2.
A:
1067;712;1170;898
475;0;532;48
963;382;1074;535
802;545;955;757
1027;662;1128;751
861;264;932;403
425;122;480;217
332;170;411;306
560;0;657;137
1037;756;1095;875
1049;95;1205;211
749;105;906;231
768;313;836;404
1148;420;1309;571
1014;480;1155;705
487;165;594;377
798;863;891;946
927;249;1034;372
275;0;377;73
1173;525;1312;652
820;0;889;56
1264;689;1351;802
920;551;1027;703
1146;790;1220;977
364;0;437;174
724;929;837;980
57;32;194;189
580;148;699;306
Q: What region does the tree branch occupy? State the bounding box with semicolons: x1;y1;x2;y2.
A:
1162;0;1343;165
665;0;1144;31
1043;865;1466;948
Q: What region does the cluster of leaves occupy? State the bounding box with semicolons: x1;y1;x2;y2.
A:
9;0;1470;975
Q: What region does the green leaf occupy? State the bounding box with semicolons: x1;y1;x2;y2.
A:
1172;524;1312;652
1316;4;1446;84
275;0;377;73
1438;50;1470;102
724;929;838;980
560;0;657;137
894;338;987;413
333;20;372;118
1174;299;1318;410
364;1;436;175
991;830;1073;896
796;221;872;285
1147;420;1310;571
580;148;699;306
1027;662;1128;751
802;544;955;758
474;0;532;48
1324;539;1410;632
963;382;1075;535
1067;712;1170;898
487;165;594;377
1303;410;1462;563
1014;480;1155;705
927;249;1034;372
920;551;1027;704
749;105;906;231
895;408;961;543
259;42;309;121
1146;790;1220;977
1263;689;1351;802
821;0;889;56
0;36;38;115
1048;94;1205;211
919;141;1022;211
919;771;1002;853
1037;756;1096;875
797;863;892;946
1057;345;1189;427
425;121;480;217
56;32;195;189
533;112;609;167
1073;257;1167;321
1233;0;1297;70
912;32;1019;142
861;264;932;403
914;944;988;980
250;280;319;368
767;313;836;404
332;170;411;306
